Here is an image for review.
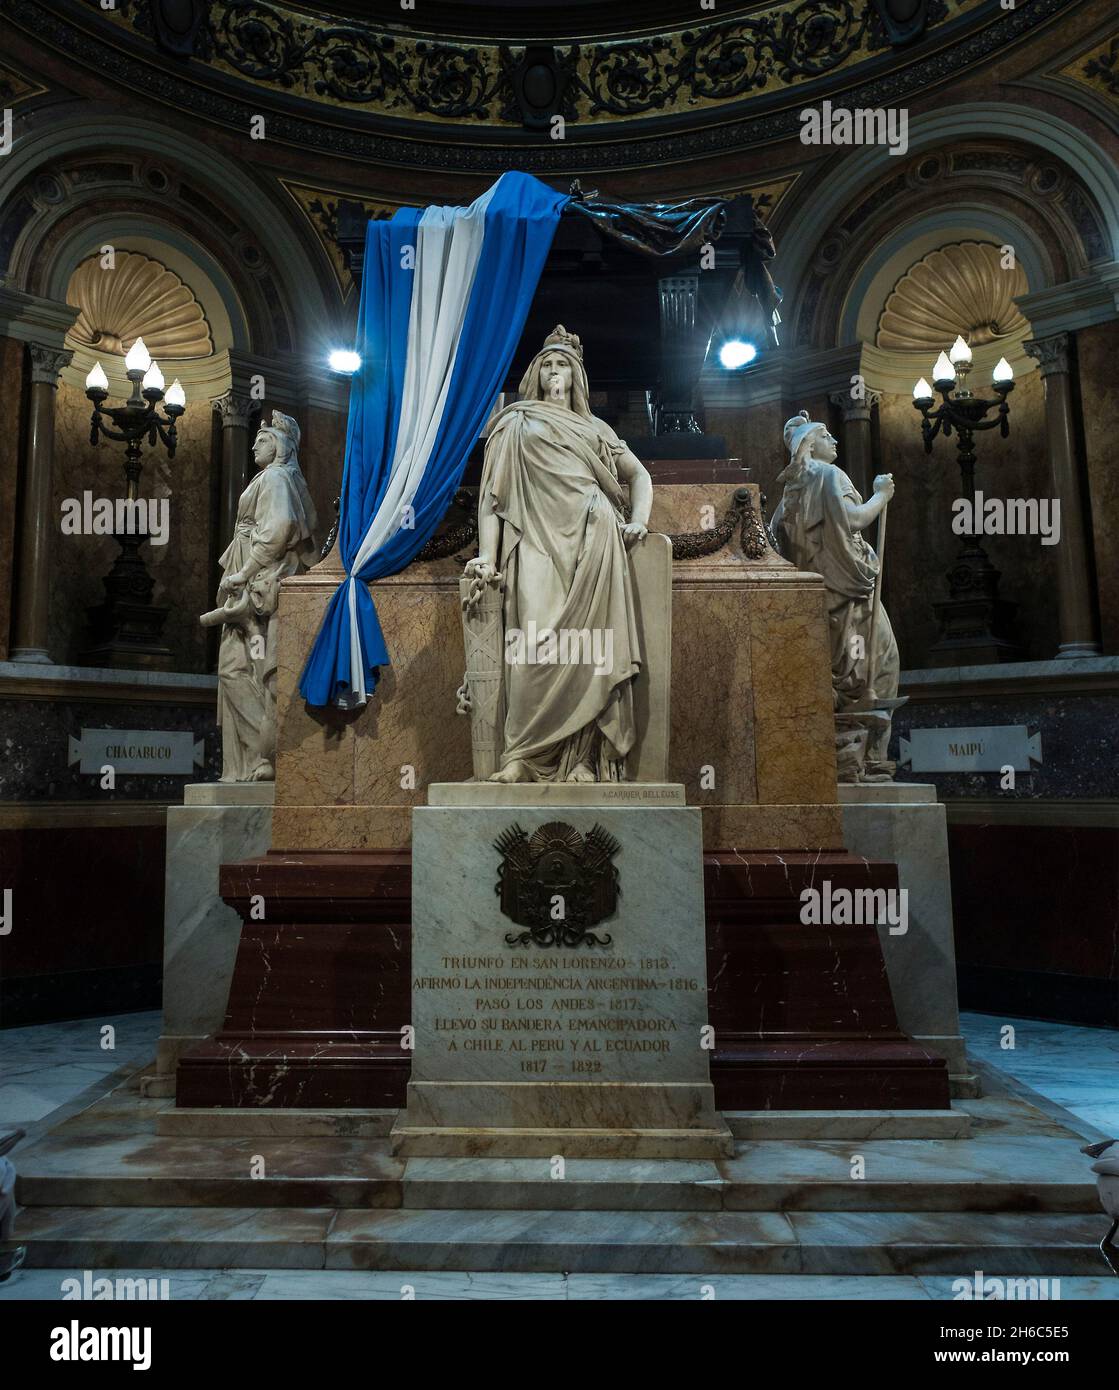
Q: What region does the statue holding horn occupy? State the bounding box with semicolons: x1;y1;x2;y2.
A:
770;411;902;782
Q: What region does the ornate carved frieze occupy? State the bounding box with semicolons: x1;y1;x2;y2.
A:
108;0;967;127
3;0;1084;167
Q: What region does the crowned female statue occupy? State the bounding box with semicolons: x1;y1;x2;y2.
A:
201;409;317;782
464;325;653;784
770;411;900;779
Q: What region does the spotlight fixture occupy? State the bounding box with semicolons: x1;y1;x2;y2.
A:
718;339;757;370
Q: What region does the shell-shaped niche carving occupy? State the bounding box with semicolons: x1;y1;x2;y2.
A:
66;251;213;360
876;241;1028;352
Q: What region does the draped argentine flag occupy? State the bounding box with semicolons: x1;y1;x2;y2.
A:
300;172;569;708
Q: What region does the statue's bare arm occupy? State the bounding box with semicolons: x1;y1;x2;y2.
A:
616;449;652;543
465;488;501;582
844;473;894;531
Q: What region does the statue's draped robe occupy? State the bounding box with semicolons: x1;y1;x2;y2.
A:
216;461;316;780
771;459;899;714
481;400;640;780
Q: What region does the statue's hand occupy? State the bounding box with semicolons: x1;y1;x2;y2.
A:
463;557;498;584
872;473;895;502
220;570;247;597
621;522;648;547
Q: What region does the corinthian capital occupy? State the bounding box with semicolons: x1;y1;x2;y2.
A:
828;387;881;423
28;344;73;387
1024;333;1070;378
211;390;254;430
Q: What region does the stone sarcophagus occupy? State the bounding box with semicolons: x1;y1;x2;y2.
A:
269;474;843;856
176;464;948;1116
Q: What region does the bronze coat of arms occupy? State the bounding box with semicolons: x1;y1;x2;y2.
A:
494;821;620;947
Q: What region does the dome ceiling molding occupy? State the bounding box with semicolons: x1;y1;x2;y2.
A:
4;0;1084;169
112;0;971;127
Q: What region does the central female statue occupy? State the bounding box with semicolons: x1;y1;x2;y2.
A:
466;325;653;784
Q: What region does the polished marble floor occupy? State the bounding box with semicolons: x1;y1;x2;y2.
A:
959;1011;1119;1138
0;1011;163;1132
1;1268;1116;1300
1;1007;1115;1301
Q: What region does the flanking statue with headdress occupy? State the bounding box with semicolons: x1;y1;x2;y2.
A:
459;324;654;784
770;410;902;782
201;409;317;782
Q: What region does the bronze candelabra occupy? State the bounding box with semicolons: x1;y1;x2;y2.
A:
82;339;185;669
913;339;1020;663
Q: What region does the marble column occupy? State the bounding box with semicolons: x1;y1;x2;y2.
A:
828;387;880;498
1024;333;1102;659
211;390;253;553
11;344;72;663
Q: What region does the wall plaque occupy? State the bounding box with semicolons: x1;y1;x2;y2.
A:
899;725;1042;773
68;729;205;775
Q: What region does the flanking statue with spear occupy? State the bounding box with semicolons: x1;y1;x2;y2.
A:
770;410;904;783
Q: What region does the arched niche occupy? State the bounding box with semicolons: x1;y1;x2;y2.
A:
783;141;1108;358
0;110;339;365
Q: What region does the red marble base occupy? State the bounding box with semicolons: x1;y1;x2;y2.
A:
176;853;412;1109
705;852;950;1109
177;848;949;1110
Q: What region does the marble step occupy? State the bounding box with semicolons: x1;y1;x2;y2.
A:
16;1134;1099;1212
15;1206;1110;1275
397;1150;1098;1212
157;1106;970;1141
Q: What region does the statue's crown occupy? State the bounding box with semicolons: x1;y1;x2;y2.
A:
542;324;583;360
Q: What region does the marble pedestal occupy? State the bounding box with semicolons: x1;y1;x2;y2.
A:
838;783;978;1098
145;783;273;1098
391;793;733;1158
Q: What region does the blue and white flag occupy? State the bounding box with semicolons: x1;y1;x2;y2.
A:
300;171;569;708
